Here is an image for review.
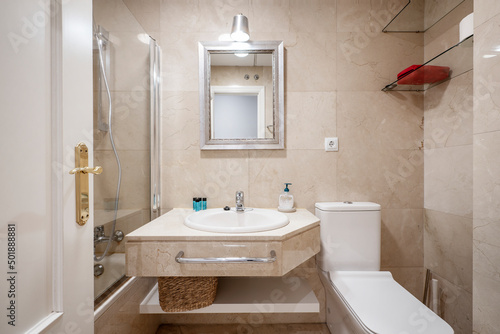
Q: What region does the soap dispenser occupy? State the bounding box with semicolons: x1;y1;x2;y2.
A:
278;183;296;212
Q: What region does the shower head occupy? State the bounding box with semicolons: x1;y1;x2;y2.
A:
93;25;110;51
94;25;109;45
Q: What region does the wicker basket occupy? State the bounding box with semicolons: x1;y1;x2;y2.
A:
157;276;218;312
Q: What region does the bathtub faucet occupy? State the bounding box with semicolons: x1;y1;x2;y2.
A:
94;225;124;246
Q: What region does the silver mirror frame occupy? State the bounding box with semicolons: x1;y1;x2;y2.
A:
199;40;284;150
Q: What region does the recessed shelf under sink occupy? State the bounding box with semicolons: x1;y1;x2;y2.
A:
140;277;319;314
184;208;290;233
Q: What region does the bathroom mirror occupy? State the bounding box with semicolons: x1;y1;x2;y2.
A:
199;40;284;150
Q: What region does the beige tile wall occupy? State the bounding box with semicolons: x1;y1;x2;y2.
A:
92;1;500;332
423;1;473;333
424;0;473;58
157;0;424;301
473;0;500;332
98;0;429;331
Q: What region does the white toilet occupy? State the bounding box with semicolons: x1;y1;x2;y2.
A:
315;202;454;334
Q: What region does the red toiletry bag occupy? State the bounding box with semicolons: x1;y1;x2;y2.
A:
397;65;450;85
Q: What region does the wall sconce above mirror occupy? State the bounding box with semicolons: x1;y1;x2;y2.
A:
199;40;284;150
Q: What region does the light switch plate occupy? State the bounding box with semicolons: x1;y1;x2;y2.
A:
325;137;338;152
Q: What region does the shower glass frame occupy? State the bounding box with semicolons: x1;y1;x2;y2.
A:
150;38;161;220
92;27;162;305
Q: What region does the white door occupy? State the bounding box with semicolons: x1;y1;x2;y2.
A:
0;0;94;333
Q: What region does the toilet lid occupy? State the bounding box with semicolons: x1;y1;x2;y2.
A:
315;202;381;211
328;271;454;334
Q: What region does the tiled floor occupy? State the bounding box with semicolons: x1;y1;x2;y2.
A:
156;323;330;334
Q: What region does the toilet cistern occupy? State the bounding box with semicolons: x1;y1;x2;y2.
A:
235;190;245;212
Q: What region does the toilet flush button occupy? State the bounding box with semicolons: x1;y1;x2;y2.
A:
325;137;338;152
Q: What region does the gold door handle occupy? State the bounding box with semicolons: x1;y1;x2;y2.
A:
69;143;102;226
69;166;103;175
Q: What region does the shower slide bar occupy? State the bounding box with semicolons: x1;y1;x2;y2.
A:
95;25;110;132
175;250;277;264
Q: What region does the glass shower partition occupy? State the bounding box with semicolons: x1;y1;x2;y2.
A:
92;2;161;306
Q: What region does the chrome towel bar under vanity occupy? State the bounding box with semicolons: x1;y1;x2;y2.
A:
175;250;277;264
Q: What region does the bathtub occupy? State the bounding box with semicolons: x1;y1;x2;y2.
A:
94;253;126;300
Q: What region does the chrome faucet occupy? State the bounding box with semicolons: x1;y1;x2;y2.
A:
94;225;124;247
235;191;245;212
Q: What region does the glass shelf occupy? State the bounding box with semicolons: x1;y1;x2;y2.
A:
382;35;473;92
383;0;465;33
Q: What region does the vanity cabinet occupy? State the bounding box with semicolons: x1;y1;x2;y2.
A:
125;208;320;277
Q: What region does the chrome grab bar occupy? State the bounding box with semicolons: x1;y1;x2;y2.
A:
175;250;277;264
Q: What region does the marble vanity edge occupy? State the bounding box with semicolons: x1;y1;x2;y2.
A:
125;208;320;242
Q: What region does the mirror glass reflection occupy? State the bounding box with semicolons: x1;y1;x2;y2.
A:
210;52;273;140
199;41;284;150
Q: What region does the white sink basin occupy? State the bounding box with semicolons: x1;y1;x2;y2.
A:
184;208;289;233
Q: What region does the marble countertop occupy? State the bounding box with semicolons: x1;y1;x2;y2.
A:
125;208;319;242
